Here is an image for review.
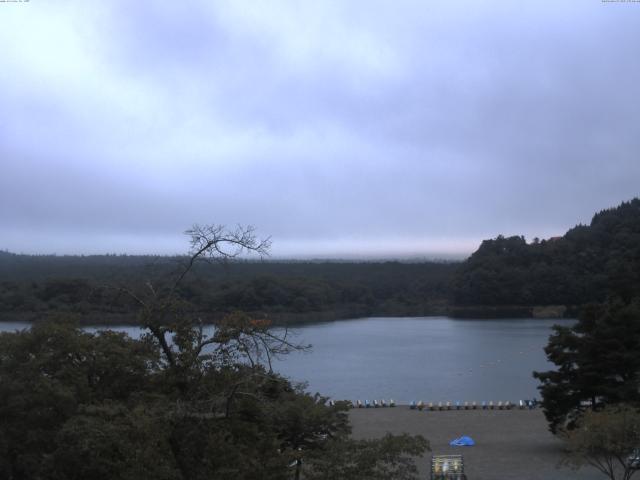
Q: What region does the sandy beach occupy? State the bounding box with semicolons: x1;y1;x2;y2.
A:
349;407;604;480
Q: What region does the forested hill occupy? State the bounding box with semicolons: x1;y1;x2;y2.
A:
3;198;638;323
0;254;456;324
452;198;640;310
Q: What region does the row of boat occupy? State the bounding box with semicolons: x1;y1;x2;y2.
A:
410;399;539;410
352;399;396;408
337;398;539;409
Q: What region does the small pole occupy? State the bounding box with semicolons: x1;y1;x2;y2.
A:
294;449;302;480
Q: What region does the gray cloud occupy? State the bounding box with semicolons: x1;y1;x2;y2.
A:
1;1;639;257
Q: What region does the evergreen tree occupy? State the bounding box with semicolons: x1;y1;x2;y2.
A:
452;198;640;309
534;299;640;433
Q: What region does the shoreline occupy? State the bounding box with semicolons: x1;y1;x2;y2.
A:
0;312;573;328
349;408;602;480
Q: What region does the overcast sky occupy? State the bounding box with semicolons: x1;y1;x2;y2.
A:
1;1;639;259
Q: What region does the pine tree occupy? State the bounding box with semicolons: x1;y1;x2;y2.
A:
534;299;640;433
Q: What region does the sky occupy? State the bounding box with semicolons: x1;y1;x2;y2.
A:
1;1;639;259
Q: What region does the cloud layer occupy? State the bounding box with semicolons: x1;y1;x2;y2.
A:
1;1;639;257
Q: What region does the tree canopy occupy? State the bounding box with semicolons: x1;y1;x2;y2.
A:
0;225;429;479
452;198;640;310
533;300;640;433
0;255;455;325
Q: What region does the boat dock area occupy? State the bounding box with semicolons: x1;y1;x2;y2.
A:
347;399;539;410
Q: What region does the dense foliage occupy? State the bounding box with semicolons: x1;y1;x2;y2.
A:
452;198;640;309
2;199;640;323
0;320;428;480
533;300;640;433
0;254;455;324
0;225;429;479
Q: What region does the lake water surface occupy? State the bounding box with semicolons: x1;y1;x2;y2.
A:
274;317;572;403
0;316;571;403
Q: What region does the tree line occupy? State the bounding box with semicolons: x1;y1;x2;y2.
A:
0;225;428;480
0;253;456;325
3;200;640;325
527;200;640;479
452;199;640;309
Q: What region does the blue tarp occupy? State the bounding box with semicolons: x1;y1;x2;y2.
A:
449;436;475;446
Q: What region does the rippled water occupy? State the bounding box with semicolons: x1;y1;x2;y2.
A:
273;317;572;403
0;316;572;403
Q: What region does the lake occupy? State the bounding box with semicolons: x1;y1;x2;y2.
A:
0;316;571;404
274;316;571;403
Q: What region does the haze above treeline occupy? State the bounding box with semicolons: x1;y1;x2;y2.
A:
2;198;638;325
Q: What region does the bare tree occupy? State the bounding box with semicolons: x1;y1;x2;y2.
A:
172;224;271;293
113;224;305;372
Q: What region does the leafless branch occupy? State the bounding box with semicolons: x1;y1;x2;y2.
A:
104;284;148;309
171;224;271;294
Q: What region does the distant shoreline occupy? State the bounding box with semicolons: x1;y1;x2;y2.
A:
0;309;574;328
